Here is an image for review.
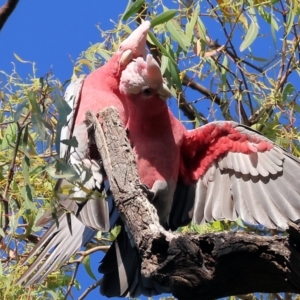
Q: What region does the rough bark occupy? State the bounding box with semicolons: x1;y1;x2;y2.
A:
86;108;300;300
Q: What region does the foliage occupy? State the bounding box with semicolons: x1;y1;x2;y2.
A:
0;0;299;299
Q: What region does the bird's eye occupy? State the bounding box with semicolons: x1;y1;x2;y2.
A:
141;86;153;97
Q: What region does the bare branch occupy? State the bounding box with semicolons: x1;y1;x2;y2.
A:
0;0;19;31
78;279;103;300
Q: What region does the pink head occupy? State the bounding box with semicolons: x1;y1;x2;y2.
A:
120;54;171;101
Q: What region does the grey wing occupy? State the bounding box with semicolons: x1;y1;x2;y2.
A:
192;122;300;230
18;79;117;285
16;212;95;286
60;78;114;231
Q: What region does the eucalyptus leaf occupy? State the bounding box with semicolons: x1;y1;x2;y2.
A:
83;255;97;281
282;83;295;102
151;10;177;27
122;0;144;21
166;19;190;51
240;17;258;51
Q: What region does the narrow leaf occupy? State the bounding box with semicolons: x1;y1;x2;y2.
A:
240;18;258;51
1;123;17;150
148;31;177;66
14;99;29;122
282;83;295;102
122;0;145;21
160;55;169;75
151;10;177;27
21;185;35;211
166;19;190;51
46;160;80;181
83;255;97;281
285;8;295;37
22;156;31;186
186;3;200;41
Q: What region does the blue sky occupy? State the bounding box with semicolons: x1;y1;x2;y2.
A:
1;1;127;82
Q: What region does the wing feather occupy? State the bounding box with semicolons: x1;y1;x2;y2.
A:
17;213;95;286
181;121;300;230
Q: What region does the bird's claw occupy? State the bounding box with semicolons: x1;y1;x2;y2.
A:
139;184;155;201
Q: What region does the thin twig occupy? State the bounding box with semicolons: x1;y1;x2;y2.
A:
64;261;81;300
78;279;103;300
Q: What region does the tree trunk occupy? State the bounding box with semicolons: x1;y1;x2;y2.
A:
86;108;300;300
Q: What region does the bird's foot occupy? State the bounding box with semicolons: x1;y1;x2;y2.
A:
139;184;155;202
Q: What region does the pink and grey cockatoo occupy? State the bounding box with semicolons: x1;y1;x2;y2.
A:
118;54;300;231
99;54;300;297
17;21;151;288
120;55;300;229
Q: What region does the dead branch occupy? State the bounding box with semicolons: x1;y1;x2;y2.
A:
86;107;300;300
0;0;19;31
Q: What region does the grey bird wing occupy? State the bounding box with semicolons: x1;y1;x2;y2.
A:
17;78;117;285
177;121;300;230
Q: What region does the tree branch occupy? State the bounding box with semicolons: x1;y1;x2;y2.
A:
86;108;300;300
0;0;19;31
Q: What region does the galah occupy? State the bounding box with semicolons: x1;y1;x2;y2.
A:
17;21;151;287
119;54;300;231
99;54;300;297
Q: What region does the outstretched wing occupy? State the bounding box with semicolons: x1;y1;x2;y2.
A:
178;121;300;230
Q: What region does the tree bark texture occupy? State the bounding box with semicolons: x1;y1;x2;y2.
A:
86;108;300;300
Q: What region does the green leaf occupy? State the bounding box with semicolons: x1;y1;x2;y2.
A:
240;17;258;51
46;160;80;181
55;93;72;155
282;83;295;102
160;55;169;75
147;31;177;66
257;5;278;46
22;155;31;186
21;184;35;211
1;123;17;150
31;113;46;140
109;225;121;241
245;54;267;62
166;19;190;51
122;0;145;21
14;99;29;122
168;59;182;92
186;3;199;41
196;17;207;54
28;91;51;140
285;8;295;37
83;255;97;281
221;55;228;91
165;43;182;92
151;10;177;27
